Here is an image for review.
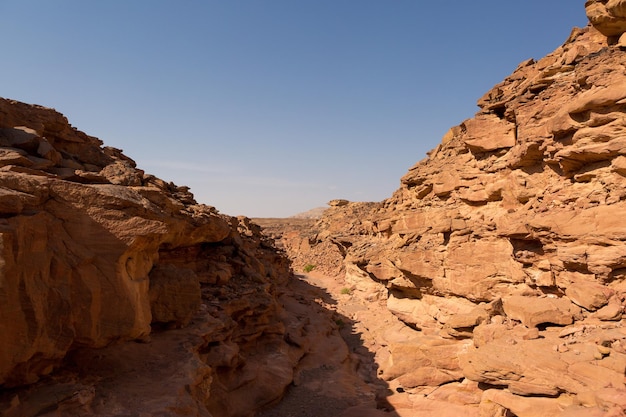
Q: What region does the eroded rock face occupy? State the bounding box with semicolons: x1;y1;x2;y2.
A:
0;98;232;386
0;98;317;417
267;7;626;416
586;0;626;37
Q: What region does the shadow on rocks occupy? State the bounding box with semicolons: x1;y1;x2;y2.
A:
257;274;399;417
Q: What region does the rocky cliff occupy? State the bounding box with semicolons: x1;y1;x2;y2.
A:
0;98;353;416
3;2;626;417
270;3;626;416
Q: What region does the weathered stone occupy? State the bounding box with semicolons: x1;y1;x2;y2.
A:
0;96;309;417
586;0;626;36
446;306;489;330
461;114;516;152
565;281;611;311
481;389;574;417
0;148;33;168
328;198;349;206
242;7;626;416
436;238;526;301
149;264;201;327
99;160;143;185
397;366;463;388
386;294;479;331
611;154;626;174
502;296;580;328
382;337;469;382
462;339;568;395
591;297;624;320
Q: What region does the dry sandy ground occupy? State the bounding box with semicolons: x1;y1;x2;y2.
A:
258;271;405;417
0;270;400;417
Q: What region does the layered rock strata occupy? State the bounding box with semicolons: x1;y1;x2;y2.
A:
0;98;332;416
269;5;626;416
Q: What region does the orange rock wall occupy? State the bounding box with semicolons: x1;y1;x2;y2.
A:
0;97;298;417
292;7;626;415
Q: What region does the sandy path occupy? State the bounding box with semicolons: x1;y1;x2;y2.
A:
257;272;405;417
5;271;401;417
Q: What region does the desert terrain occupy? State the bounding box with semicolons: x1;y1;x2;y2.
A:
1;1;626;416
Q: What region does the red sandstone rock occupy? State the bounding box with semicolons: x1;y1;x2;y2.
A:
0;97;320;417
502;295;581;328
5;2;626;415
264;4;626;415
586;0;626;36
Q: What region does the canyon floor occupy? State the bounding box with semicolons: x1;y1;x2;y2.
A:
255;218;475;417
0;270;390;417
258;270;406;417
4;5;626;416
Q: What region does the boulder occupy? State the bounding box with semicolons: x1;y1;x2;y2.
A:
502;296;581;328
481;389;574;417
565;281;611;311
586;0;626;36
461;114;516;152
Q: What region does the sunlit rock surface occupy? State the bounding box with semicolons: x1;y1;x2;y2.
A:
264;5;626;416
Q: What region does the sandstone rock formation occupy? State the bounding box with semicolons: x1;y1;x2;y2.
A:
4;2;626;417
0;98;369;417
264;4;626;416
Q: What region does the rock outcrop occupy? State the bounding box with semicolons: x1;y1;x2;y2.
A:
0;98;347;417
266;4;626;416
4;2;626;417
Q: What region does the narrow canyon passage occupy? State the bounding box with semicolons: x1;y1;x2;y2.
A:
0;270;395;417
257;271;399;417
4;4;626;416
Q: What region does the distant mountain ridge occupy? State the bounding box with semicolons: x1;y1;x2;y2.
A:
290;206;327;219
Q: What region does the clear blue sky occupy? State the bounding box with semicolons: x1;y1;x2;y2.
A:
1;1;588;217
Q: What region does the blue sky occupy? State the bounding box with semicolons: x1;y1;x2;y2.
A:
1;1;588;217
